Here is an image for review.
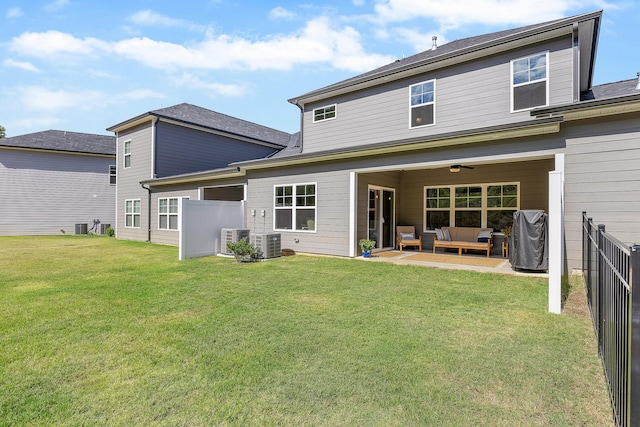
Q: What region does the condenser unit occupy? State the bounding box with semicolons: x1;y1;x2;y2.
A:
221;228;250;255
251;233;281;259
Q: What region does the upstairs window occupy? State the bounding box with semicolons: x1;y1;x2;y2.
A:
410;80;435;128
313;104;336;122
511;52;548;111
109;165;116;185
123;140;131;168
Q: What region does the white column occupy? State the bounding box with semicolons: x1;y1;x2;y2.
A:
349;172;356;257
548;169;563;314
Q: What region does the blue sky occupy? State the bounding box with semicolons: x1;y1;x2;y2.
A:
1;0;638;137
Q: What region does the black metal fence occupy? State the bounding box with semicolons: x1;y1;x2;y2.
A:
582;212;640;427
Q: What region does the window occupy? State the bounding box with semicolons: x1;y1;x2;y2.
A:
511;52;548;111
125;199;141;228
123;140;131;168
424;183;519;231
313;105;336;122
425;187;450;229
158;197;179;230
410;80;435;128
274;184;316;232
486;184;518;231
109;165;116;185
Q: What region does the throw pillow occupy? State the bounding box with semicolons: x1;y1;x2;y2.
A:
443;228;452;241
400;233;414;240
435;229;444;240
477;230;492;242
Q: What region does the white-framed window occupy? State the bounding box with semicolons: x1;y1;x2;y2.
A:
123;140;131;168
125;199;141;228
158;197;180;231
424;182;519;231
313;104;336;123
109;165;116;185
274;183;316;232
511;52;548;111
410;79;435;128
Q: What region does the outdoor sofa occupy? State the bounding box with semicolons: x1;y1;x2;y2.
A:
433;226;493;257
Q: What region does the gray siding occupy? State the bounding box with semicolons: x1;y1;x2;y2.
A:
563;114;640;270
155;122;279;178
302;37;573;154
116;123;153;242
0;148;115;235
247;166;352;256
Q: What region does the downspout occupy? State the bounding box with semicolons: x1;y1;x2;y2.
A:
141;183;152;243
292;100;304;152
572;22;580;103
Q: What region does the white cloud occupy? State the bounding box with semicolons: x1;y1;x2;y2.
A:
43;0;70;13
9;31;109;59
268;7;297;20
6;7;23;19
3;58;40;73
9;17;394;73
127;9;206;32
173;73;248;97
373;0;611;28
15;86;164;112
394;28;445;53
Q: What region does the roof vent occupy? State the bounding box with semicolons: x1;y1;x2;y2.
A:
636;72;640;90
431;36;438;50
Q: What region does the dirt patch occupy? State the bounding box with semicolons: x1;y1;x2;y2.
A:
563;273;591;317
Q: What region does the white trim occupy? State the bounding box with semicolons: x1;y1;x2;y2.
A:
510;51;549;112
548;170;563;314
158;197;184;231
124;199;141;228
349;172;356;257
150;117;157;179
273;182;317;233
409;79;436;129
312;104;337;123
367;185;396;251
423;182;520;231
123;140;131;169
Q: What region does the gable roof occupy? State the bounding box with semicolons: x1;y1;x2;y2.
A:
585;78;640;100
290;10;601;105
107;103;291;147
0;130;115;156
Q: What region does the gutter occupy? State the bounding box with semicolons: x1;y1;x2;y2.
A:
532;93;640;117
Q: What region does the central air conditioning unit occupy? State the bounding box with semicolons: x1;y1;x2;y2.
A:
221;228;250;255
251;233;281;259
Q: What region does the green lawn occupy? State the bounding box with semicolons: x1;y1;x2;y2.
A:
0;236;611;426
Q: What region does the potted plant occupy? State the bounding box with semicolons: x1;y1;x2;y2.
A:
359;239;376;258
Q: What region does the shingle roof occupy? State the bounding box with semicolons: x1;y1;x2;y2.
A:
110;103;291;147
0;130;115;155
583;78;640;100
290;10;601;103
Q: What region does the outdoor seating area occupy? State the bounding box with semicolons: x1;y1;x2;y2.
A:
432;226;493;257
395;226;422;252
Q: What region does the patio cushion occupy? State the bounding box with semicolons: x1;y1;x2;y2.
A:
477;230;492;242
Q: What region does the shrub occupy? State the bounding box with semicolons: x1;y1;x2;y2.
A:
226;238;262;262
105;226;115;237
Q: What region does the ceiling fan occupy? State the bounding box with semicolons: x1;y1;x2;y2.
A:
449;164;474;173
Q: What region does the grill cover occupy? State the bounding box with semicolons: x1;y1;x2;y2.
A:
509;210;548;271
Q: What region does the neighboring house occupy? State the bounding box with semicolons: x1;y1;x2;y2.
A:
0;130;116;235
110;10;640;285
106;103;292;245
